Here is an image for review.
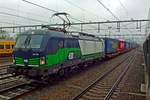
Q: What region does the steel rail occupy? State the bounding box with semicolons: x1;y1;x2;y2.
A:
0;78;35;100
0;65;10;76
0;57;13;67
0;73;13;80
72;53;132;100
0;84;35;100
104;54;136;100
0;64;12;68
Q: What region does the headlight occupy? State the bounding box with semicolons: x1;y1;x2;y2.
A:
40;57;45;65
13;58;15;64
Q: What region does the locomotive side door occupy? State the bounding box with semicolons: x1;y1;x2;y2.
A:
58;38;65;64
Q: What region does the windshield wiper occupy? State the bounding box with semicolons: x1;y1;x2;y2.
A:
24;36;31;48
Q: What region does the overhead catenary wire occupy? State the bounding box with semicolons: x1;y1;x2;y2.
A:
22;0;102;32
22;0;100;32
97;0;120;20
117;0;129;18
0;6;47;19
22;0;86;23
0;12;48;24
22;0;58;13
63;0;107;21
63;0;111;30
0;21;22;26
96;0;135;33
0;19;149;29
96;0;122;33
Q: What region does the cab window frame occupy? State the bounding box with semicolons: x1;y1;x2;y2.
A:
0;45;4;49
5;45;10;49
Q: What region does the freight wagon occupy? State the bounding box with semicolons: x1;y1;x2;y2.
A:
125;42;130;51
103;38;119;58
118;39;125;53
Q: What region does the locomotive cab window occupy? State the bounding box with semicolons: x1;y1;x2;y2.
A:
46;38;59;54
15;35;28;48
28;35;43;49
6;45;10;49
11;45;14;49
0;45;4;49
15;34;43;49
58;40;64;48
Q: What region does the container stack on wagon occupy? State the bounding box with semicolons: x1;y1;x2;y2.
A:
103;38;119;58
118;39;125;54
125;41;130;51
103;38;136;59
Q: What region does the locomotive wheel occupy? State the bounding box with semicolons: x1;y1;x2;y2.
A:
12;72;18;76
78;63;85;70
64;68;70;76
83;63;88;69
58;68;65;77
47;75;55;83
41;75;49;82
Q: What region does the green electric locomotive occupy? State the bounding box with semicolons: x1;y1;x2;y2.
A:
8;28;105;81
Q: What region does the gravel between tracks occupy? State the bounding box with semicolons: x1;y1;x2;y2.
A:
111;51;146;100
0;57;12;66
16;51;133;100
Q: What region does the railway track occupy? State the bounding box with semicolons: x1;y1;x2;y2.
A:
20;51;133;100
72;53;136;100
0;76;35;100
0;51;135;99
0;57;15;80
0;62;36;100
0;57;13;66
0;65;13;80
0;64;11;67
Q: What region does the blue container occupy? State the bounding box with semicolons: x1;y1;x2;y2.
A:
130;42;134;48
103;38;119;54
125;42;130;49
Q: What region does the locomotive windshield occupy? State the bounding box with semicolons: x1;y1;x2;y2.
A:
15;35;28;48
27;35;43;49
15;34;43;49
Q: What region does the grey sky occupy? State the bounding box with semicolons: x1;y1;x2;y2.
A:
0;0;149;44
0;0;149;26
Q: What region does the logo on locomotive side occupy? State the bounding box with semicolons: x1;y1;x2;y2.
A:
68;52;75;60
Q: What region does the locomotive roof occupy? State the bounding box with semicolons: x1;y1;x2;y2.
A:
20;29;65;38
19;29;102;40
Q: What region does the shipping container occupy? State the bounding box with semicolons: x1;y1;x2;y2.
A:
118;39;125;53
125;42;130;50
103;38;119;54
